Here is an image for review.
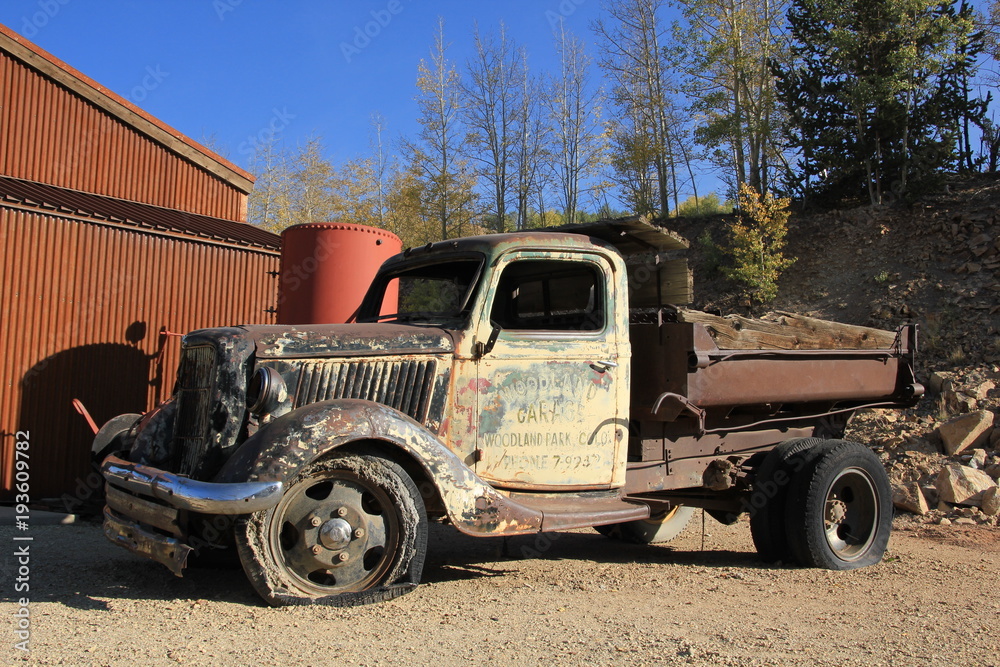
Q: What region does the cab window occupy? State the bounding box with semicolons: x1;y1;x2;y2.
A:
490;260;604;332
358;258;482;325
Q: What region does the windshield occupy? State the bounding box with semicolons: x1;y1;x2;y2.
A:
358;257;483;326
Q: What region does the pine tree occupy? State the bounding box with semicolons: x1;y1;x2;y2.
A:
775;0;987;205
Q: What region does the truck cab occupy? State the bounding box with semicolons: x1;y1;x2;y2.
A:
362;232;632;490
99;220;920;606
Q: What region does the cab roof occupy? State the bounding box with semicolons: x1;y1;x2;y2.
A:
544;217;689;256
400;217;688;261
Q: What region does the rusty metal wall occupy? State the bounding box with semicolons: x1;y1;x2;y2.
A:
0;50;246;222
0;207;279;500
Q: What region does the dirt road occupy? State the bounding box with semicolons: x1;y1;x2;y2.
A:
2;516;998;666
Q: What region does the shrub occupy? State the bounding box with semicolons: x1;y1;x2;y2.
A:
673;192;733;217
724;184;795;304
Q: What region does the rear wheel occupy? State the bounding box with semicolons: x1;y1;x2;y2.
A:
236;453;427;606
595;505;695;544
783;441;891;570
749;438;825;563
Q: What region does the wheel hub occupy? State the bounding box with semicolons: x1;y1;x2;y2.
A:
318;517;353;551
266;467;398;595
826;499;848;526
822;467;879;561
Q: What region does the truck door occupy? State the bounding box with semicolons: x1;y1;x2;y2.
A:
474;252;626;490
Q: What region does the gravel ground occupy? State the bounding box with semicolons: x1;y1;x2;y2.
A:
2;516;998;666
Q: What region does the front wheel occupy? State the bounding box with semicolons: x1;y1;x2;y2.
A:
783;441;891;570
235;453;427;606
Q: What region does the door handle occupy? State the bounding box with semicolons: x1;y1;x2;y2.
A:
590;360;618;372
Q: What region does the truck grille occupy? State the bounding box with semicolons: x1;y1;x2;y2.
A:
173;345;216;474
295;359;437;422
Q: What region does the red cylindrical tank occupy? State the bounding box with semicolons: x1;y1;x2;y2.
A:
277;223;402;324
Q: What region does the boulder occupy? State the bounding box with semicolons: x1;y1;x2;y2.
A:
938;411;995;455
892;483;929;515
928;371;953;394
969;448;988;469
985;464;1000;482
969;380;996;400
935;465;998;506
943;389;977;414
982;487;1000;516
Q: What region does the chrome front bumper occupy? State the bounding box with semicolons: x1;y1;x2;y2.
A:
101;454;283;514
100;454;283;576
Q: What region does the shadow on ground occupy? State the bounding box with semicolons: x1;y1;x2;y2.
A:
420;522;767;584
0;519;769;608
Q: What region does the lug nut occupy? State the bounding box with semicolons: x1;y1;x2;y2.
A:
311;545;322;555
310;516;322;527
353;528;365;539
337;552;349;562
336;507;348;517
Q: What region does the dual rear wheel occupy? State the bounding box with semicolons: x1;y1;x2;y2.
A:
750;439;892;570
596;439;892;571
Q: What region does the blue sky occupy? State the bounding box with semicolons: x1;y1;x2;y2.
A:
4;1;993;210
0;1;615;174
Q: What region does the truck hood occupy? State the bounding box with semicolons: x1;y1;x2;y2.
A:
239;323;456;359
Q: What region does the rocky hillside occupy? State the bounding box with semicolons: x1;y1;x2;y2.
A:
674;175;1000;527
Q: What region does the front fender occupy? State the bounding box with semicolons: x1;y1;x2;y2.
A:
215;399;542;536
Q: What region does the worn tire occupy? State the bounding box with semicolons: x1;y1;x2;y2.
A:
595;505;695;544
783;440;892;570
235;453;427;606
749;437;826;563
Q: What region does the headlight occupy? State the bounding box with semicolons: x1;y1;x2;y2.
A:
247;366;286;416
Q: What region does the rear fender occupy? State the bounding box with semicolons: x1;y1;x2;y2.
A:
215;398;541;536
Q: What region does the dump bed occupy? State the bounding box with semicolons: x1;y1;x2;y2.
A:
629;313;920;430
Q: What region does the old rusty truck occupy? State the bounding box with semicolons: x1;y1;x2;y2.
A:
99;219;921;606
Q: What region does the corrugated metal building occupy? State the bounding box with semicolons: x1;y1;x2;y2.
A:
0;24;281;501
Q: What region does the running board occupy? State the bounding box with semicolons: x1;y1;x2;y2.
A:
503;492;652;532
